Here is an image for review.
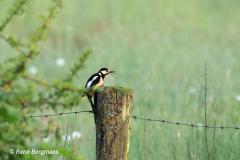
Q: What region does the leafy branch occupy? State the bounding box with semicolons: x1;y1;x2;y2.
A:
0;1;91;159
65;49;92;82
0;0;62;88
0;0;27;31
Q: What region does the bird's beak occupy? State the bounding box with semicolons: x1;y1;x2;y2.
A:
108;70;115;74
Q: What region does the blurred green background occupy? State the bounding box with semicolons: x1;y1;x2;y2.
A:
1;0;240;159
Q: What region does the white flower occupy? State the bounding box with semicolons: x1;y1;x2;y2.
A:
236;95;240;102
43;136;50;143
177;131;181;138
197;123;203;130
62;135;71;142
61;131;82;142
71;131;82;139
188;87;197;94
28;66;38;75
56;57;65;67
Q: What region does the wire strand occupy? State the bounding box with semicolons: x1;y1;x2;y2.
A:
28;111;240;131
29;110;92;118
132;115;240;130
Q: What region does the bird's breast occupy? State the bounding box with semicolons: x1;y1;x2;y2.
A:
96;77;104;87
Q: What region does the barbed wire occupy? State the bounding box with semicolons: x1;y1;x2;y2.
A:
132;115;240;130
28;110;240;131
29;110;92;118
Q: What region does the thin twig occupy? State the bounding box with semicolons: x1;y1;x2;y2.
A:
204;62;210;160
143;106;146;160
22;74;84;93
212;121;217;160
62;122;70;160
187;142;192;160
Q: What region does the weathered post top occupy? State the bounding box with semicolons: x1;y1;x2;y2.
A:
94;86;133;160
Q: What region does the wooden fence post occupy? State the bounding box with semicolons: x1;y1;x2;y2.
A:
94;87;133;160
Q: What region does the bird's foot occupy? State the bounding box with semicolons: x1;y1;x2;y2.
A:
91;105;96;114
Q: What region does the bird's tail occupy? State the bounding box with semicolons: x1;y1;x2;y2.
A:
82;88;91;97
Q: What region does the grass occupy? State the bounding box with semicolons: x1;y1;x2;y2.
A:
1;0;240;159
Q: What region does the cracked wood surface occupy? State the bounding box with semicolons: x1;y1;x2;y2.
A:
94;87;133;160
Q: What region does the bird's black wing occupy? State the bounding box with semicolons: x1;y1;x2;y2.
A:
85;73;101;88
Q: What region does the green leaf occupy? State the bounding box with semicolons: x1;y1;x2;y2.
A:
58;147;72;157
0;106;19;123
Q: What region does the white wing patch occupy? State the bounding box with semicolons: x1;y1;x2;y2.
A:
86;76;98;88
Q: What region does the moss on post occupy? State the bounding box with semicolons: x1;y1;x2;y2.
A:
94;87;133;160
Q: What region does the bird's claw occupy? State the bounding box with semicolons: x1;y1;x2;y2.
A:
91;106;96;114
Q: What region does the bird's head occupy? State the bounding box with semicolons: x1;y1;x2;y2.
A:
98;68;115;77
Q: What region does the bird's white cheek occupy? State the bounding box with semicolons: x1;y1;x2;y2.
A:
101;71;107;75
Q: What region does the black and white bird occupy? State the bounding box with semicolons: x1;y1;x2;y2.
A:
84;67;115;112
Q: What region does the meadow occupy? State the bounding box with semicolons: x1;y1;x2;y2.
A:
1;0;240;159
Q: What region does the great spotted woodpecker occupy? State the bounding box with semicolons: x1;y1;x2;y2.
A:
84;68;115;112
